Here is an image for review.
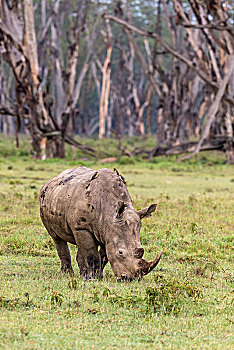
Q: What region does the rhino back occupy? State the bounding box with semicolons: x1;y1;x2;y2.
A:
40;167;132;243
40;167;96;240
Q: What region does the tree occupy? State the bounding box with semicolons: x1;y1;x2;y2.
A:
99;18;113;139
0;0;96;158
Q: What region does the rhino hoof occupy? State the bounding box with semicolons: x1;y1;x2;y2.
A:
60;265;74;275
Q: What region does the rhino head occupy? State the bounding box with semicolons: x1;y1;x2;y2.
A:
105;202;161;281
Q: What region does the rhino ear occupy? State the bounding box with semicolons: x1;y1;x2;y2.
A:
137;204;157;219
116;201;126;218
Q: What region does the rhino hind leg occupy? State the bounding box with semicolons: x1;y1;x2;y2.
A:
74;230;102;279
48;230;74;274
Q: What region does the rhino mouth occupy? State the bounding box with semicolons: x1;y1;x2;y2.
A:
117;275;133;282
116;252;162;282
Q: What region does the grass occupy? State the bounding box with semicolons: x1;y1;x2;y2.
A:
0;135;233;349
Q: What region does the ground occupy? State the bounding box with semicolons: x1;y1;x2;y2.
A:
0;136;233;349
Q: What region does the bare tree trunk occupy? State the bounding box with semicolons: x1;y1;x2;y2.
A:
194;54;234;156
106;96;114;138
126;106;134;137
156;107;164;146
51;0;65;126
146;88;153;134
61;4;96;137
194;95;209;137
24;0;65;158
134;86;153;135
91;60;101;99
99;19;113;139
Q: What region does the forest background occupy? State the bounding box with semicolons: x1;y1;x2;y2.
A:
0;0;233;162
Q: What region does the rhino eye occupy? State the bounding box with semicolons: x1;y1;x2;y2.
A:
118;249;126;258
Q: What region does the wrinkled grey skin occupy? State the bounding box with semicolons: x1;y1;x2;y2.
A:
40;167;161;280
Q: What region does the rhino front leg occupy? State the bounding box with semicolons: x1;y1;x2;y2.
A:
74;230;102;279
99;244;108;273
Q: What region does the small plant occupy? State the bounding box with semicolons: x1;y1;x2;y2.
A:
109;292;143;308
0;296;20;310
86;308;98;314
190;222;204;234
9;180;22;185
188;194;198;204
50;291;63;306
0;293;33;310
92;288;100;302
25;165;35;171
13;192;23;199
145;275;202;315
68;277;78;290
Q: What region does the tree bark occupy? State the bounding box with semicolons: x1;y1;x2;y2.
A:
194;54;234;156
99;19;113;139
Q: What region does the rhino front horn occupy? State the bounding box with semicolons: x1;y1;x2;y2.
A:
140;252;162;276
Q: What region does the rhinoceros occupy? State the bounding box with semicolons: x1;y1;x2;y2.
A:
40;166;161;281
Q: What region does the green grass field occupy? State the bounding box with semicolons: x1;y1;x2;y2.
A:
0;136;233;349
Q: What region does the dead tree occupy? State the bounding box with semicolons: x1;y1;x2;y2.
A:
117;40;153;136
0;0;59;158
0;63;15;135
174;0;234;162
99;18;113;139
113;2;159;137
0;0;96;159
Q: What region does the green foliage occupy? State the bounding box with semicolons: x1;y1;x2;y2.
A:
50;291;63;307
91;276;202;316
117;157;136;165
145;276;202;315
0;293;33;310
68;277;79;290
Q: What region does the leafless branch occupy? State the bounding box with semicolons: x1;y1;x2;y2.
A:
182;23;234;36
103;14;234;106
